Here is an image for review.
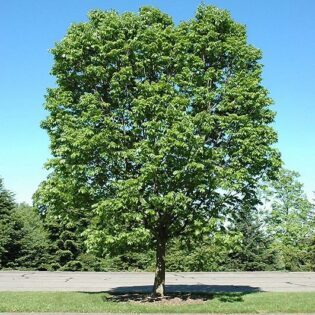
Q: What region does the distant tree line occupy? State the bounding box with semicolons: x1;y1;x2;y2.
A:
0;167;314;272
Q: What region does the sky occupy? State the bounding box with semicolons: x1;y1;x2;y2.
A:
1;0;314;204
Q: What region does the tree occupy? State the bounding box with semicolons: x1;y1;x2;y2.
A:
225;202;277;271
0;178;18;268
166;228;241;272
35;5;280;296
11;203;51;269
265;168;315;270
40;208;101;271
0;180;50;270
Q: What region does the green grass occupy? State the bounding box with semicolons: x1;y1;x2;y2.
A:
0;291;315;313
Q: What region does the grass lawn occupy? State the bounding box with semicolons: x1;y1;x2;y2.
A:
0;291;315;313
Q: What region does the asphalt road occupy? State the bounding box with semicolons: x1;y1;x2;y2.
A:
1;314;315;315
2;314;315;315
0;271;314;292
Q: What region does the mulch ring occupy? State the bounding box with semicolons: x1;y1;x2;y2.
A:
105;292;211;304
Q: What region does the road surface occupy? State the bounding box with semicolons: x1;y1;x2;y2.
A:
0;271;314;292
1;314;315;315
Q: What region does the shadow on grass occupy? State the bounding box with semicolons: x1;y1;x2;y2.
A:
84;284;261;304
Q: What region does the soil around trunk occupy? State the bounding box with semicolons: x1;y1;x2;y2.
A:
105;292;211;304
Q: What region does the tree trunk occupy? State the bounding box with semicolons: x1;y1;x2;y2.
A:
152;236;166;297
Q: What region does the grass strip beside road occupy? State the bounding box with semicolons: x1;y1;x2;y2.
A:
0;291;315;313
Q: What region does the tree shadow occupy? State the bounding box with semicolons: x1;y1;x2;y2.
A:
84;284;261;304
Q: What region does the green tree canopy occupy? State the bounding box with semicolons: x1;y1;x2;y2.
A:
0;178;17;268
35;5;280;296
11;203;51;269
265;168;315;270
40;207;100;271
225;202;277;271
0;181;50;270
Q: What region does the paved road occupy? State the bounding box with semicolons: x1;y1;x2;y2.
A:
1;314;315;315
2;314;315;315
0;271;315;292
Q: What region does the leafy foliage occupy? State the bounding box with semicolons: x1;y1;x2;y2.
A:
2;5;312;278
225;205;277;271
0;180;50;269
0;178;18;268
41;209;101;271
265;169;315;270
166;231;241;272
1;169;314;272
11;203;51;269
35;4;280;295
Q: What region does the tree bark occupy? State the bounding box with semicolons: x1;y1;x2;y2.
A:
152;235;166;297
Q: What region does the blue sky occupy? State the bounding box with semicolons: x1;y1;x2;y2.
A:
1;0;314;204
